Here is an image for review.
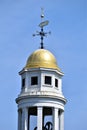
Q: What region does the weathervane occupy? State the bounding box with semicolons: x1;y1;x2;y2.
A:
33;8;51;49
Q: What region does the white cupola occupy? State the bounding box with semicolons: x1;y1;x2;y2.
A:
16;10;66;130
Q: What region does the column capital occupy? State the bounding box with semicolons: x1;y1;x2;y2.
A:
37;106;43;109
53;107;60;112
22;107;28;112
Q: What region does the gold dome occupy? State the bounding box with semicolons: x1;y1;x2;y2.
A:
25;49;61;71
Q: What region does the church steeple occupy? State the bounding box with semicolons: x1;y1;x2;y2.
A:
16;10;66;130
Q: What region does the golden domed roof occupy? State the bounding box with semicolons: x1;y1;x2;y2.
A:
25;49;61;71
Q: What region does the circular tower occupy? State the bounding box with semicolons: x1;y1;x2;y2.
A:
16;11;66;130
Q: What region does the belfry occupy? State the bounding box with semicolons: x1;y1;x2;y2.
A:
16;10;66;130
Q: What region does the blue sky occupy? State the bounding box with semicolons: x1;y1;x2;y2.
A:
0;0;87;130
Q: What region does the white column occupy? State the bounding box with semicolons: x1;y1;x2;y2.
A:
37;107;43;130
22;107;28;130
53;108;59;130
60;111;64;130
18;109;22;130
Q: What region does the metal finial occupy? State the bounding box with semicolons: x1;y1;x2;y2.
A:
33;9;51;49
41;8;44;21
